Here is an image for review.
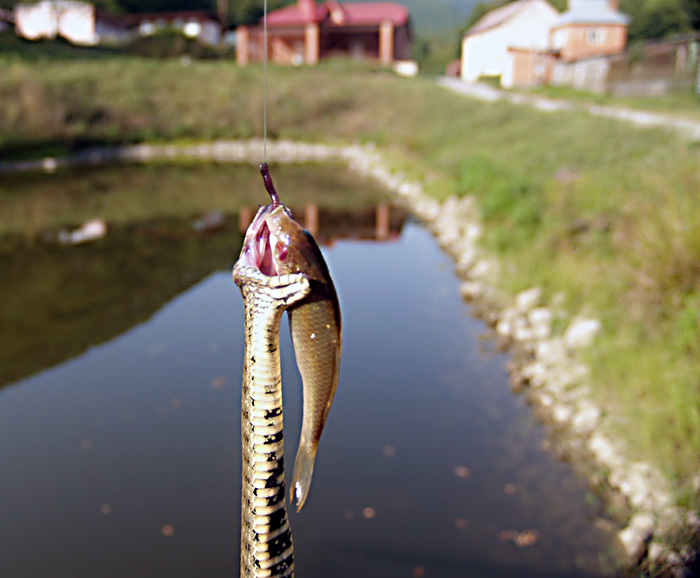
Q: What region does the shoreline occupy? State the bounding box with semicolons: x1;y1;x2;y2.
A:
2;139;698;574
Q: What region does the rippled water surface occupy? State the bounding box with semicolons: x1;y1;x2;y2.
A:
0;165;615;578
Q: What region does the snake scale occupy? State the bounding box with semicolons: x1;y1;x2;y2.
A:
233;165;342;578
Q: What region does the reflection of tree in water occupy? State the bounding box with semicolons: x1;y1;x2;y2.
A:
0;204;408;390
0;220;242;390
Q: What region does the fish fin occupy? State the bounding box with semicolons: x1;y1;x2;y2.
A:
290;443;317;513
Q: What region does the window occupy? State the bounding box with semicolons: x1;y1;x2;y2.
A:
586;28;604;46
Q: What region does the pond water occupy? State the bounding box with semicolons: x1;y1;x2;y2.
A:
0;165;616;578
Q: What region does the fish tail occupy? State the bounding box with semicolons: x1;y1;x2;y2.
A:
290;442;317;513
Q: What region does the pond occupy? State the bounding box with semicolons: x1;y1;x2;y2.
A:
0;164;616;578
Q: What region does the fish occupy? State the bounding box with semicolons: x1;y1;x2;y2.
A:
238;165;342;513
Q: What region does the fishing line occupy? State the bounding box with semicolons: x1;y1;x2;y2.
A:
259;0;281;208
263;0;268;164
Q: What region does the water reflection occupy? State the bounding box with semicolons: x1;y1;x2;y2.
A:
0;163;404;389
0;165;615;578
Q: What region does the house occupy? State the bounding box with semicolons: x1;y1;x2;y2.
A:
14;0;130;45
124;11;223;47
236;0;412;67
461;0;629;91
461;0;560;88
549;0;630;91
550;0;629;61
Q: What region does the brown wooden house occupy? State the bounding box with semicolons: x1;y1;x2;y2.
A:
236;0;412;66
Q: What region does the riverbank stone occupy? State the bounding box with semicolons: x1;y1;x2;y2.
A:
3;139;696;576
564;316;602;350
618;513;655;565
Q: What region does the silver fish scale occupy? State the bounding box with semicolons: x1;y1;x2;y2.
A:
235;266;310;578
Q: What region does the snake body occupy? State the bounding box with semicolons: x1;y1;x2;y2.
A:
233;166;341;577
234;265;310;578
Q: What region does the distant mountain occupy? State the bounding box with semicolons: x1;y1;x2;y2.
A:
351;0;483;35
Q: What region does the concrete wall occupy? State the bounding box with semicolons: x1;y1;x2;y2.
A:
461;0;559;83
552;23;627;61
552;55;612;93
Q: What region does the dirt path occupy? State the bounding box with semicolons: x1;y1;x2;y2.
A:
438;77;700;141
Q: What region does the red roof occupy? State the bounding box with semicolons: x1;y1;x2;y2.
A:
265;1;409;28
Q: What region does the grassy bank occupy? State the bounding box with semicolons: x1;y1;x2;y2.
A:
1;58;699;502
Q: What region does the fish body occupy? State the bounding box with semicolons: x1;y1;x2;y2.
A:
264;208;342;512
236;202;342;512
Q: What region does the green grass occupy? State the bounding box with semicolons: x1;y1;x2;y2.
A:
1;57;699;505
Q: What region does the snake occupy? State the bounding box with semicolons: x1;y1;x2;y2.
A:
233;164;342;577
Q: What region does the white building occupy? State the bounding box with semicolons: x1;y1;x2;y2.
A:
15;1;130;46
461;0;560;88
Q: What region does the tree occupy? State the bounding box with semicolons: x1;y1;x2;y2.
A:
621;0;691;41
683;0;700;29
228;0;291;26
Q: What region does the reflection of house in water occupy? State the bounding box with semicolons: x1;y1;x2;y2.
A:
236;0;412;66
238;204;409;244
1;205;407;389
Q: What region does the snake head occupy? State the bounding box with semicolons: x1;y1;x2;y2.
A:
235;204;297;281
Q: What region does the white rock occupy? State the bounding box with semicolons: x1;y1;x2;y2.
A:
535;338;569;368
545;367;583;394
552;403;573;424
531;390;554;408
459;281;483;300
647;541;667;564
512;317;534;342
463;223;482;243
515;287;542;312
456;246;478;274
570;401;601;434
618;513;655;563
496;318;512;338
528;307;553;340
520;361;547;386
587;432;623;469
564;316;602;350
471;258;497;280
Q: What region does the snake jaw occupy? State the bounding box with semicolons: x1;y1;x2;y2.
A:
238;206;293;278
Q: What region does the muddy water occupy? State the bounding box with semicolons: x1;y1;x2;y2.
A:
0;165;616;577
